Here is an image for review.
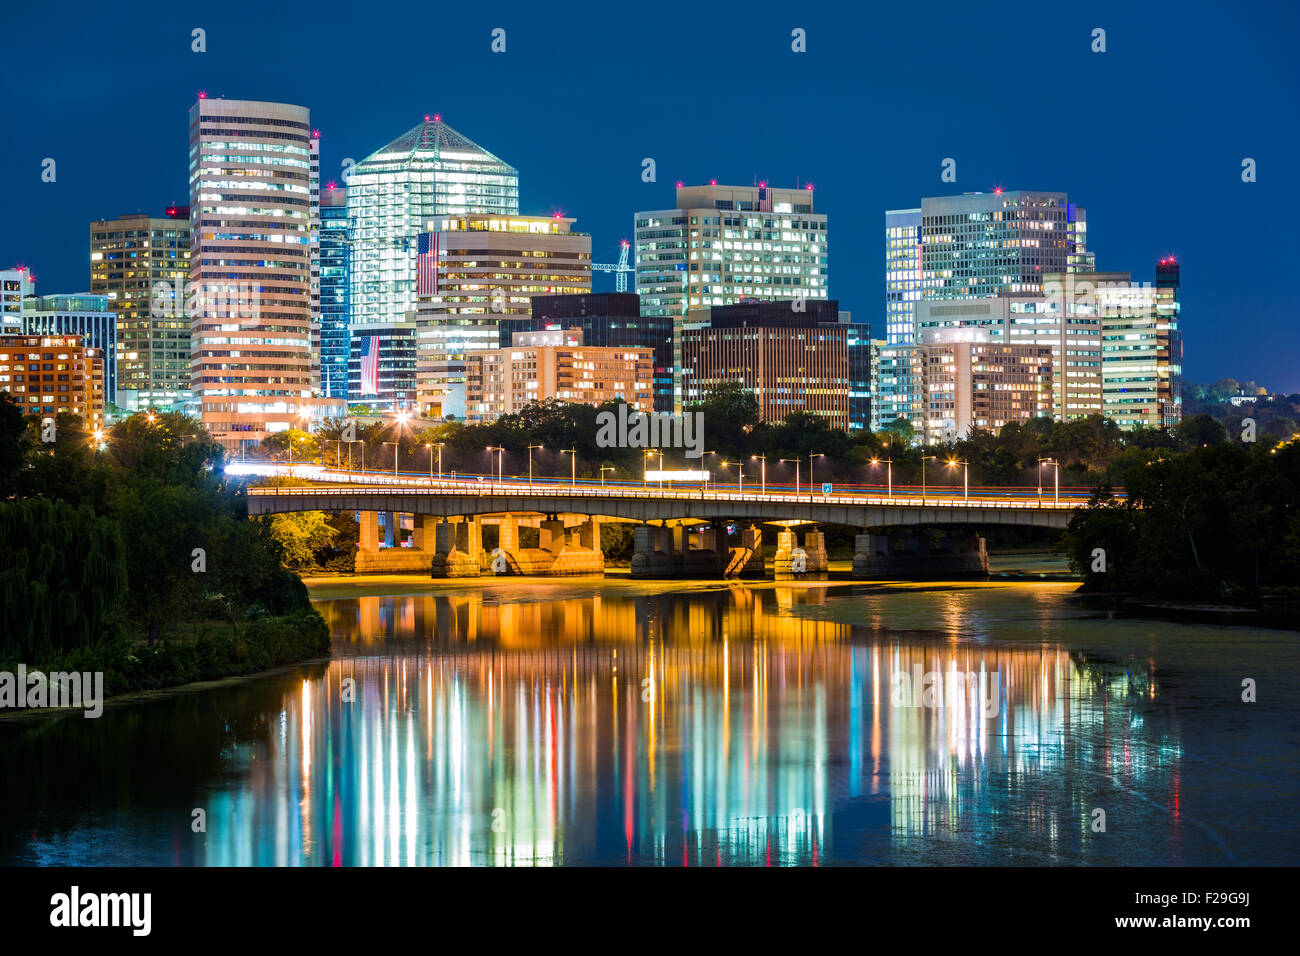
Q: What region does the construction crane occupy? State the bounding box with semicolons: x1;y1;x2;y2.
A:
591;240;633;293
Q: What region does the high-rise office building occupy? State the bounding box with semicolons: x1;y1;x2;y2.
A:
521;293;674;411
681;300;848;428
1100;260;1182;429
412;214;591;418
884;208;922;346
917;330;1054;442
319;184;351;400
89;209;190;410
635;183;829;410
188;97;317;449
870;344;922;433
913;273;1104;423
309;134;322;395
921;190;1093;299
347;117;519;330
842;312;872;431
20;294;118;404
876;190;1098;436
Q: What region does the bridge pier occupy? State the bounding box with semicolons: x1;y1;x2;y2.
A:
430;517;481;578
852;532;989;580
775;527;829;580
630;521;729;578
728;524;766;578
356;511;437;573
486;513;603;576
359;511;379;553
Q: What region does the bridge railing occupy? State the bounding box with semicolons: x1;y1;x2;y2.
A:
244;474;1087;511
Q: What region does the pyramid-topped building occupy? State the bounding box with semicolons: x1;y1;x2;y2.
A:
347;117;519;332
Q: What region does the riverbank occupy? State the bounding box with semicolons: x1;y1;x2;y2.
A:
0;609;331;724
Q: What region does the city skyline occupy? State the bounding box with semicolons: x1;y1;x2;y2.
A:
2;1;1296;392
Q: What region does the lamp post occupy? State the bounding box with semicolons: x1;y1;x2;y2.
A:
1038;456;1059;505
528;444;543;489
561;448;577;488
751;454;767;494
810;452;825;500
870;456;893;500
643;450;655;489
423;443;433;480
382;442;399;477
328;439;342;471
948;457;969;502
599;466;615;488
486;446;504;490
920;455;937;504
701;450;717;494
432;442;444;481
720;459;745;495
780;457;802;498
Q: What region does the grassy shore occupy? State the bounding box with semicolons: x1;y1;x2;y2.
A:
0;609;330;715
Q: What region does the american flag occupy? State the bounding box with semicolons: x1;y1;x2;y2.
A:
360;336;380;396
417;232;439;296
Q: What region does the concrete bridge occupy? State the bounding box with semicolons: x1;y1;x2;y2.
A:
244;470;1083;580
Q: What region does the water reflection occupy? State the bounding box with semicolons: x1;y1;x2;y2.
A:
2;585;1264;866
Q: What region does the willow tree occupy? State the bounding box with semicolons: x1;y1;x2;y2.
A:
0;498;127;660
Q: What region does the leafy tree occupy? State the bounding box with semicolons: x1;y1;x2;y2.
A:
0;392;33;498
1174;414;1228;449
0;498;127;659
268;511;337;570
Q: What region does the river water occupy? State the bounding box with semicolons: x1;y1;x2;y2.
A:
2;579;1296;866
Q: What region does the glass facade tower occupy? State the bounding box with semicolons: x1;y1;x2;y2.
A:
319;185;350;400
347;118;519;330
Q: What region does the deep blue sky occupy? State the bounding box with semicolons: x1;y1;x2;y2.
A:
3;0;1297;390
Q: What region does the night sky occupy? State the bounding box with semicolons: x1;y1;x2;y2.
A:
3;0;1297;391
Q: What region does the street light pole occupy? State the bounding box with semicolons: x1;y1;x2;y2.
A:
701;450;717;495
562;448;577;488
810;452;825;501
751;454;767;494
528;444;543;489
948;458;969;502
720;460;745;495
921;455;937;505
600;466;615;488
780;457;802;497
871;457;893;500
1038;457;1059;505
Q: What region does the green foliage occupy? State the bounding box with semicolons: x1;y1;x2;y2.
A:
268;511;337;570
0;498;127;659
41;610;330;697
1064;442;1300;598
0;392;30;497
260;427;319;462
